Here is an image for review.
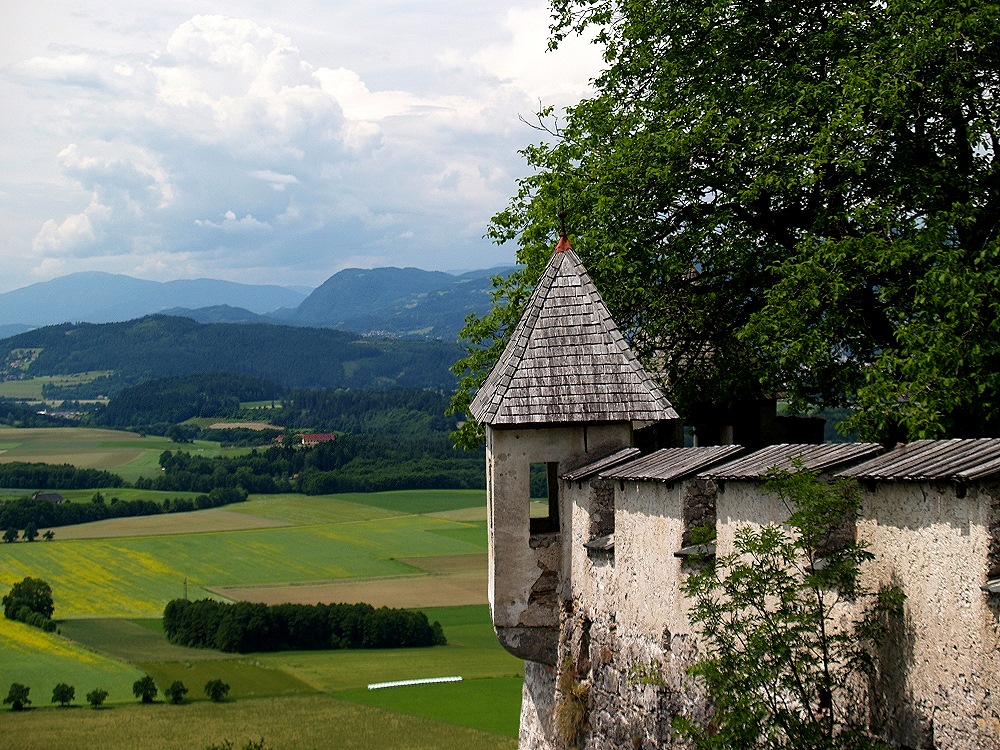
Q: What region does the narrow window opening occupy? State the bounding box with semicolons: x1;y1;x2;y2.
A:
676;479;718;562
585;478;615;556
530;462;560;535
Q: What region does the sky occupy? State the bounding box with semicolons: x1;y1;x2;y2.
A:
0;0;603;293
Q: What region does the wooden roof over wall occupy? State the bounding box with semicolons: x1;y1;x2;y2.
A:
602;445;745;483
699;442;885;480
835;438;1000;481
470;248;678;427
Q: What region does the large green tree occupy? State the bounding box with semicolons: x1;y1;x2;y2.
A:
454;0;1000;443
132;675;158;704
4;683;31;711
2;577;54;620
51;683;75;707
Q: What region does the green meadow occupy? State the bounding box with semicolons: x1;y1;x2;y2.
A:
0;484;522;749
0;695;516;750
0;372;113;401
0;426;247;486
0;514;488;618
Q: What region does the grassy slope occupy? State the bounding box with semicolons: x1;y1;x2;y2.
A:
54;605;523;735
324;489;488;515
253;606;521;693
340;678;525;737
0;372;112;400
0;618;146;704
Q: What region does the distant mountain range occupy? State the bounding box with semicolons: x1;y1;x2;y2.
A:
0;266;513;341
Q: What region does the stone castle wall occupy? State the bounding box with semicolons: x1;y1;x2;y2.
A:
514;472;1000;750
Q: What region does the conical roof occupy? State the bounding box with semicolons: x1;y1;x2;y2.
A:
470;248;678;426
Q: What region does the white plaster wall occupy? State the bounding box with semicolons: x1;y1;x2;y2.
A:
715;478;1000;749
517;470;1000;750
714;480;790;556
487;424;632;630
859;482;1000;749
613;481;693;638
563;478;612;611
563;478;696;641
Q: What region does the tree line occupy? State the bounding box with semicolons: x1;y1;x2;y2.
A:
163;598;446;653
0;399;76;428
136;437;484;495
0;489;247;533
271;387;456;434
96;372;282;428
89;374;459;438
0;439;482;533
3;677;231;711
0;462;124;490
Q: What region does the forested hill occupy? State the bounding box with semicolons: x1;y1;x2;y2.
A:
0;316;460;391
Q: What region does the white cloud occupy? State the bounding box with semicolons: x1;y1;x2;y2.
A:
58;142;174;209
314;67;419;121
252;170;300;191
31;257;69;279
195;210;271;232
471;5;603;103
0;2;603;293
32;197;110;253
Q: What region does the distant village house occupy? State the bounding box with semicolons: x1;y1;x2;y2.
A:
32;492;64;504
299;433;336;447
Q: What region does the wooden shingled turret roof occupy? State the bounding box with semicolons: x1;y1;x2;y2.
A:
470;244;678;427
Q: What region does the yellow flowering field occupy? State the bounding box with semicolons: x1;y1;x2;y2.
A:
0;515;486;618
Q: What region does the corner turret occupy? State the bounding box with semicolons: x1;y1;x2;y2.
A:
471;244;676;665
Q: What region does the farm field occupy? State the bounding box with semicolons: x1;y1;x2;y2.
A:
209;554;487;608
0;487;523;747
0;617;146;703
0;514;489;618
0;426;246;485
0;371;113;401
0;695;517;750
341;677;525;736
50;507;291;540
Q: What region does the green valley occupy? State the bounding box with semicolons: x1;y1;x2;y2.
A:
0;488;521;749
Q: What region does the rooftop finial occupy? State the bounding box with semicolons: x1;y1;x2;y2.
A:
555;205;571;253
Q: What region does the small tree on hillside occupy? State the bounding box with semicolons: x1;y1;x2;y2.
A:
132;675;158;704
86;688;109;709
678;467;904;750
22;523;38;542
165;680;188;704
4;683;31;711
3;527;18;543
51;683;75;707
42;530;55;541
205;678;231;703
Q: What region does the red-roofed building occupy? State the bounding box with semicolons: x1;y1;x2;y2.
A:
300;433;336;447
